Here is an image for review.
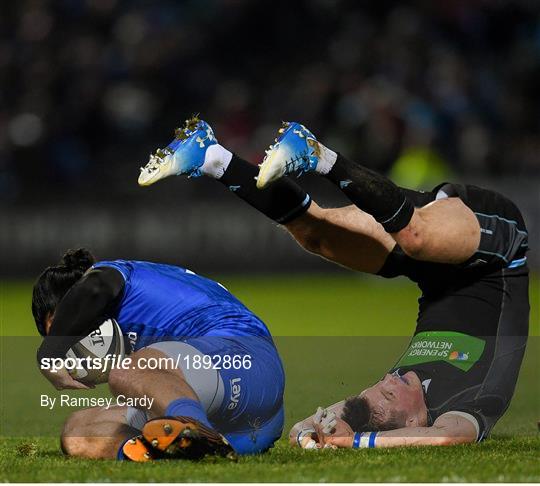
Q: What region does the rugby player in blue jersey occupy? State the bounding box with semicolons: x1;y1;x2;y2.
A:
34;250;284;461
137;117;529;450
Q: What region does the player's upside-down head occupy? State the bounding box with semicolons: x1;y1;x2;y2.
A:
344;371;428;431
32;247;95;336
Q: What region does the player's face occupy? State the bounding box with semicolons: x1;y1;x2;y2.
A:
360;371;427;428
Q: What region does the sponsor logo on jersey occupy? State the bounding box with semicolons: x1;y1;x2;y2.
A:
395;331;485;371
449;351;469;361
227;378;241;410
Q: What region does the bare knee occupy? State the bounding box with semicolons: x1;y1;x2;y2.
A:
108;349;154;395
108;348;195;415
61;435;95;458
108;365;134;396
394;210;426;259
108;348;167;396
395;226;424;259
61;407;131;459
61;410;98;458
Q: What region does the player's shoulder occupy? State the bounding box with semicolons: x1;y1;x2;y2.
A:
93;260;207;289
97;259;195;279
92;259;136;281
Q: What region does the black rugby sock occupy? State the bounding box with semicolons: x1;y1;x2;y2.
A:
219;155;311;224
325;154;414;233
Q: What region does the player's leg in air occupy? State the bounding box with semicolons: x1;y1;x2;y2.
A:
137;117;525;273
137;117;395;275
137;118;529;449
255;121;487;265
60;339;283;461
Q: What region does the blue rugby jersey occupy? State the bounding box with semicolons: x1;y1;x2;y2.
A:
92;260;272;348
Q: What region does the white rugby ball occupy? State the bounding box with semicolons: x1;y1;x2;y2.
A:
65;318;125;385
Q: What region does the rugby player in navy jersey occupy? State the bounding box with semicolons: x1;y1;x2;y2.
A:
137;117;529;449
34;250;284;461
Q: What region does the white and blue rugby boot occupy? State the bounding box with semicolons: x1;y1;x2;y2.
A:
138;116;217;186
256;121;320;189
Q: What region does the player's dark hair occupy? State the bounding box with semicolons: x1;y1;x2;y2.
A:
341;395;404;432
32;248;96;336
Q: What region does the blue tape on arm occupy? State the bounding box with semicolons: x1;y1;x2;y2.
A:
368;432;377;448
352;432;362;449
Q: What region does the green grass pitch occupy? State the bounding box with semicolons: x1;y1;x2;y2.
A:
1;274;539;482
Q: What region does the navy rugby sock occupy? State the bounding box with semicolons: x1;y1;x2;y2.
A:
165;398;212;429
117;438;132;460
326;154;414;233
219;155;312;224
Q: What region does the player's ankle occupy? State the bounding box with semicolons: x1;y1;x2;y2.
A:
315;142;338;175
201;144;233;179
165;397;212;429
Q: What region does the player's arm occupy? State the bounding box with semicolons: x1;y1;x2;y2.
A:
285;202;396;275
37;267;124;390
319;412;478;449
37;267;125;360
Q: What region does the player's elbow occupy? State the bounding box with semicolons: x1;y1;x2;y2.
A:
432;435;456;447
431;434;475;447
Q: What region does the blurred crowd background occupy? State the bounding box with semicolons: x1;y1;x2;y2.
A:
1;0;539;274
